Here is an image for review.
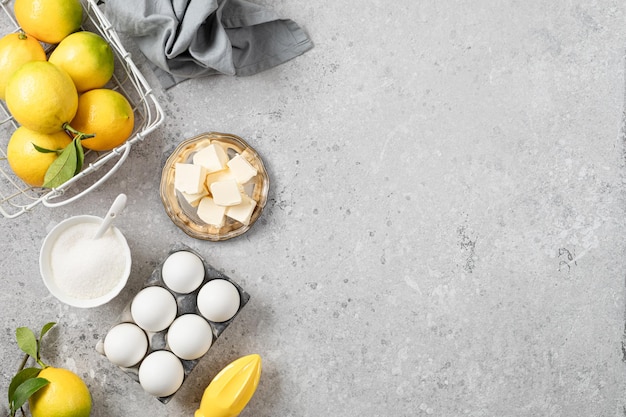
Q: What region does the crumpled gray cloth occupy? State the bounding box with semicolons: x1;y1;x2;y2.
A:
104;0;313;88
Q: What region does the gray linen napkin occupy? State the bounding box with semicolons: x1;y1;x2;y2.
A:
104;0;313;88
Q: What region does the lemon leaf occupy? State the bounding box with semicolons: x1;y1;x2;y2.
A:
9;377;49;416
31;143;59;154
37;322;56;365
75;137;84;174
42;139;78;188
15;327;37;359
39;322;56;341
8;368;40;404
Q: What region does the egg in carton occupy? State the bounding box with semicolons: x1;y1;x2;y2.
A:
95;242;250;403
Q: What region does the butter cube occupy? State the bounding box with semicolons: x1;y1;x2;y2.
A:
210;179;242;206
197;197;226;227
227;154;258;184
205;170;234;191
181;188;208;207
193;143;229;173
174;163;206;194
226;194;257;225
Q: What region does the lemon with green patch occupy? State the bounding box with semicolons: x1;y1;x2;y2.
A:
49;31;115;93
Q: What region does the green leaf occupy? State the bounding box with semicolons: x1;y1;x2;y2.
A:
39;322;56;341
8;368;41;402
10;377;49;414
15;327;37;359
74;137;84;174
31;143;58;154
42;139;78;188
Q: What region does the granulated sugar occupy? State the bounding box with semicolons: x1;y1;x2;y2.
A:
50;222;127;300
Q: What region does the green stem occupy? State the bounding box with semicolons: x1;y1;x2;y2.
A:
36;340;47;369
16;354;28;373
62;123;95;141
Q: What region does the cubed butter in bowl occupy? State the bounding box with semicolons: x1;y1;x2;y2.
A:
160;132;269;241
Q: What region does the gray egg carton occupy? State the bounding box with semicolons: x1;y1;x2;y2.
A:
95;242;250;403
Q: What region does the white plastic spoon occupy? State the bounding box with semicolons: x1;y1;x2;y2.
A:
94;193;127;239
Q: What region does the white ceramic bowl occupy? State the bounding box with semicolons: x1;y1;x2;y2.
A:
39;215;132;308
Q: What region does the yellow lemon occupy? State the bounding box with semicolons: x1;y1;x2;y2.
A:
14;0;82;44
71;88;134;151
0;32;46;100
7;126;72;187
29;367;92;417
5;61;78;134
49;31;114;93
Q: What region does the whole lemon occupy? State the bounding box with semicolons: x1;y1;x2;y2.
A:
0;32;45;100
49;31;114;93
14;0;82;44
28;367;92;417
7;127;72;187
72;88;134;151
5;61;78;134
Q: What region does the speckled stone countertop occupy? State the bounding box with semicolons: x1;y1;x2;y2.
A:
2;1;626;416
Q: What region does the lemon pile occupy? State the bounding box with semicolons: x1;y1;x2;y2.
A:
1;0;135;187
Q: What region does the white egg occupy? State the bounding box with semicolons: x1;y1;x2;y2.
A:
138;350;185;397
197;279;241;323
103;322;148;368
167;314;213;360
131;286;177;332
162;251;205;294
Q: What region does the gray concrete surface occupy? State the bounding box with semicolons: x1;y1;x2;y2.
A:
2;0;626;416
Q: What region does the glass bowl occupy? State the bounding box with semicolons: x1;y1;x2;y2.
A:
160;132;269;241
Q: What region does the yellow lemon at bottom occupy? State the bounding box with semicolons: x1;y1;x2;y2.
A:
0;32;46;100
5;61;78;134
28;367;92;417
7;127;72;187
72;88;134;151
49;31;114;93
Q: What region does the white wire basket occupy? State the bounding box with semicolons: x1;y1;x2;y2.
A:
0;0;164;218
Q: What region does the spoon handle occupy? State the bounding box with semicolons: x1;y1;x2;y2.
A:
94;193;127;239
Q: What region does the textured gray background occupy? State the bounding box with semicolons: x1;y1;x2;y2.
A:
1;0;626;416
